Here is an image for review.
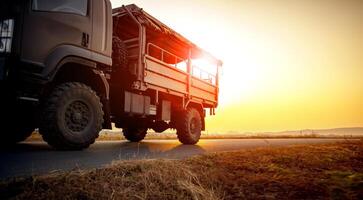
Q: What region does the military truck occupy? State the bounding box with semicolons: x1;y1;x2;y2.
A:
0;0;222;150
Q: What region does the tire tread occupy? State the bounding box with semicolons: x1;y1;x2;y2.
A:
40;82;103;150
176;108;201;145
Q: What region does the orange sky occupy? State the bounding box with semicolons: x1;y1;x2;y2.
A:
111;0;363;132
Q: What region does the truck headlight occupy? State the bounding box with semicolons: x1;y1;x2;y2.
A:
0;19;14;53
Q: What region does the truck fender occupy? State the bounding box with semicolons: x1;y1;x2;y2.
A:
91;69;110;99
96;72;111;129
42;44;112;80
48;56;112;129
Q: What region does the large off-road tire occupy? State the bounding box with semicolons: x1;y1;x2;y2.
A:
123;127;147;142
176;108;202;145
39;82;104;150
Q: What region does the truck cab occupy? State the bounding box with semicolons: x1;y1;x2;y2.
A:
0;0;222;150
0;0;112;94
1;0;113;148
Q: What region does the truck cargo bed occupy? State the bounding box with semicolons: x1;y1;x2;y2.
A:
113;4;222;109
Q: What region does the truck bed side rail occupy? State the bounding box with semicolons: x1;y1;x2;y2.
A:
147;43;217;85
144;42;219;107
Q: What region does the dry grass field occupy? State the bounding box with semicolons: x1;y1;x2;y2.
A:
1;140;362;200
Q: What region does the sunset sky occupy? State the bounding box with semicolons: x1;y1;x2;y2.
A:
111;0;363;133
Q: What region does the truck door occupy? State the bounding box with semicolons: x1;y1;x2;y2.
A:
21;0;92;69
91;0;112;58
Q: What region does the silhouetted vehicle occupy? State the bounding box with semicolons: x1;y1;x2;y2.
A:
0;0;222;150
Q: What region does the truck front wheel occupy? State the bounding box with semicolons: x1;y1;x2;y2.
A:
123;127;147;142
176;108;202;145
39;82;104;150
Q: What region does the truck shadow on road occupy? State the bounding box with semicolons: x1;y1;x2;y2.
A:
1;141;206;157
0;141;206;179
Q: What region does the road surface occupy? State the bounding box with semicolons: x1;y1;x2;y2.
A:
0;138;351;179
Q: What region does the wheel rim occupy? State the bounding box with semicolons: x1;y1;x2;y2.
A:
65;100;91;133
190;118;200;135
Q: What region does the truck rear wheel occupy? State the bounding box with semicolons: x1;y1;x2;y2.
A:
39;82;104;150
123;127;147;142
176;108;202;145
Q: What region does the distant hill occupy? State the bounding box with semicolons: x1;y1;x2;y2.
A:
99;127;363;138
254;127;363;137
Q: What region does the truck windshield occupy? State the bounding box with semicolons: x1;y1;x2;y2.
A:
32;0;88;16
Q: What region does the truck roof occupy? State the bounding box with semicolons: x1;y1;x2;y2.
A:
113;4;222;66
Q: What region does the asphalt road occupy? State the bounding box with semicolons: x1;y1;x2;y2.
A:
0;138;350;179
